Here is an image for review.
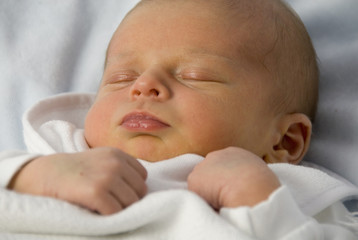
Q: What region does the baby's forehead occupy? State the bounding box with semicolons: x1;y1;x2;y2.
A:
115;0;283;60
133;0;277;26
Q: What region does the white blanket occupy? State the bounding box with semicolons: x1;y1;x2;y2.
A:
1;155;357;239
1;92;358;239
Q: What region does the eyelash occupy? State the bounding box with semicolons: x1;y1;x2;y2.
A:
107;72;139;84
176;71;221;84
105;69;221;86
179;74;211;82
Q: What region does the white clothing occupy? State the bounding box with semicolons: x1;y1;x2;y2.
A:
0;92;358;239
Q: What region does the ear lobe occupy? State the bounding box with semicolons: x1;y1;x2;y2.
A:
265;113;312;165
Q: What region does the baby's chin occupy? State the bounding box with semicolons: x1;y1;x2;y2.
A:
130;150;187;162
117;138;202;162
126;145;206;162
87;136;207;162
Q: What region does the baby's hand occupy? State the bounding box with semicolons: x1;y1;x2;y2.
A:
187;147;280;210
9;147;147;215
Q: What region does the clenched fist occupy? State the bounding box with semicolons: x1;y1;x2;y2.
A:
9;147;147;215
187;147;281;210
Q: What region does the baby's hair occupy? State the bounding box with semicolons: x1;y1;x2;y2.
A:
213;0;319;122
264;1;319;122
115;0;319;121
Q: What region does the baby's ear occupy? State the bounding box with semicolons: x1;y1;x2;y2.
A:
264;113;312;165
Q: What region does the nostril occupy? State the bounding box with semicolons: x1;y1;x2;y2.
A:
132;88;160;98
149;89;160;96
133;89;141;96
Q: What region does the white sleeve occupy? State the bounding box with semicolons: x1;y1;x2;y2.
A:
0;151;41;188
220;186;357;240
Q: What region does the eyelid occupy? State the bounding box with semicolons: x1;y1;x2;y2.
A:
106;71;139;84
179;69;219;82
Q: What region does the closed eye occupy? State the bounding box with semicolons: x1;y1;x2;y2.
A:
177;69;222;84
105;71;139;85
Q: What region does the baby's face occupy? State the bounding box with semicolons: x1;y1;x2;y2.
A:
85;1;279;161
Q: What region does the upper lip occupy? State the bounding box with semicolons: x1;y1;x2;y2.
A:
120;111;170;126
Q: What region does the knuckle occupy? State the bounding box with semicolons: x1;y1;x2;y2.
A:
93;169;116;185
97;157;124;175
105;157;123;170
84;181;106;199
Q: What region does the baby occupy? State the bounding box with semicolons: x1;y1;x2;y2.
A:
8;0;319;216
4;0;358;238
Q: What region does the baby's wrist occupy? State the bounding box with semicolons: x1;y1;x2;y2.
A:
8;159;34;191
221;182;281;208
8;156;45;193
219;171;281;208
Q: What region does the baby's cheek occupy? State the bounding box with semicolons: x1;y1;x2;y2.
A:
182;111;236;156
84;102;113;148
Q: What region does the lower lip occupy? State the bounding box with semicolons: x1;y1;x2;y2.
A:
121;119;169;131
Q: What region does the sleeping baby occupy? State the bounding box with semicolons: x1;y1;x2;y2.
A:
1;0;358;239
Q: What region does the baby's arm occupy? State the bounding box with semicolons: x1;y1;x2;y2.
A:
8;147;147;215
188;148;358;239
187;147;280;210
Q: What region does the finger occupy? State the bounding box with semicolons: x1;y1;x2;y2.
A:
65;186;124;215
110;178;141;208
95;147;147;180
122;155;148;180
119;164;148;198
91;193;124;215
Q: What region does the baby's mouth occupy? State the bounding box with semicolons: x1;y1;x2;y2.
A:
121;112;170;131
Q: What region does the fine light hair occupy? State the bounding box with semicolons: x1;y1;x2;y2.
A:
116;0;319;121
265;1;319;122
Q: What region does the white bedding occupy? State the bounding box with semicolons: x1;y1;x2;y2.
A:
1;101;357;239
0;0;357;187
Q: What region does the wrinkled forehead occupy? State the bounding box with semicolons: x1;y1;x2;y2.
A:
110;0;280;57
102;0;292;89
133;0;279;35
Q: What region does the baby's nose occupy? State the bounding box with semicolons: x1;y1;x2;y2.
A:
129;72;171;101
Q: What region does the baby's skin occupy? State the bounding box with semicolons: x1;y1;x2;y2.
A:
10;147;280;215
